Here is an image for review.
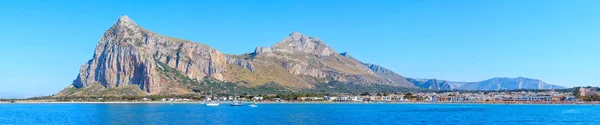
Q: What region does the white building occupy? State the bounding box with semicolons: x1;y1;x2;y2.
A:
323;96;337;101
381;96;392;102
350;96;363;102
252;96;264;100
336;96;350;101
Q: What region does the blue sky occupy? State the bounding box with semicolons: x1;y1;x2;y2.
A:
0;0;598;95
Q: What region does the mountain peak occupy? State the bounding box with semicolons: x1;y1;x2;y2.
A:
289;31;303;37
117;15;133;22
267;32;335;56
489;77;533;81
340;52;361;62
282;31;311;43
340;52;350;57
515;76;528;79
115;15;137;28
287;31;309;40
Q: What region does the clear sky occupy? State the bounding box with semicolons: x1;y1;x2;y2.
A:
0;0;598;96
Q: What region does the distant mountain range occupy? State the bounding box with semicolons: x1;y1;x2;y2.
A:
406;78;466;90
54;16;565;97
408;77;564;91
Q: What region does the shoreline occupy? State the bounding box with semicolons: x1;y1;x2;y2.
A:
1;101;597;105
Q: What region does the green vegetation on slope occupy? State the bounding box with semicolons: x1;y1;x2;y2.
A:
55;83;146;97
58;57;428;97
304;81;424;93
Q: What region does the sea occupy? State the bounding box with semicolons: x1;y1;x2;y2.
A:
1;103;599;125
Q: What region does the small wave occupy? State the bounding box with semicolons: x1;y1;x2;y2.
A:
392;108;486;113
561;109;579;114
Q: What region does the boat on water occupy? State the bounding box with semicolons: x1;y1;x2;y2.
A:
249;102;258;108
207;102;220;106
230;87;244;106
206;88;220;106
231;101;243;106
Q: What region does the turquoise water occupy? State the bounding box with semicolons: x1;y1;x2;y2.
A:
1;104;599;125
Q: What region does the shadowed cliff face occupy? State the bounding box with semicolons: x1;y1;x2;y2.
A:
66;16;416;96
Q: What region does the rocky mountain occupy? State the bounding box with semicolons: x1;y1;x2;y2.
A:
339;52;413;87
407;78;466;90
230;32;394;88
58;16;228;96
56;16;415;96
54;16;564;96
408;77;564;91
362;63;413;87
458;77;564;90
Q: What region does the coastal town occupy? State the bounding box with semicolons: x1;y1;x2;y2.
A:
172;87;598;104
6;87;600;105
198;90;581;104
190;88;599;104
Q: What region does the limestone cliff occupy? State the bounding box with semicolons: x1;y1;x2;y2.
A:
71;16;227;95
60;16;416;96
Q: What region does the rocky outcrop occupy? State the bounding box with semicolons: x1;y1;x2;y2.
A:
72;16;227;94
268;32;335;56
253;47;273;55
225;55;255;71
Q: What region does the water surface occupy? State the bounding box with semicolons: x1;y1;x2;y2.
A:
1;104;598;125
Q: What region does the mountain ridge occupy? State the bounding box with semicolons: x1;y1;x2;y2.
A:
56;16;565;96
57;16;415;97
408;77;564;90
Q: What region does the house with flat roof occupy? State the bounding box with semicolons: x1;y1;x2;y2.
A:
580;87;600;96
